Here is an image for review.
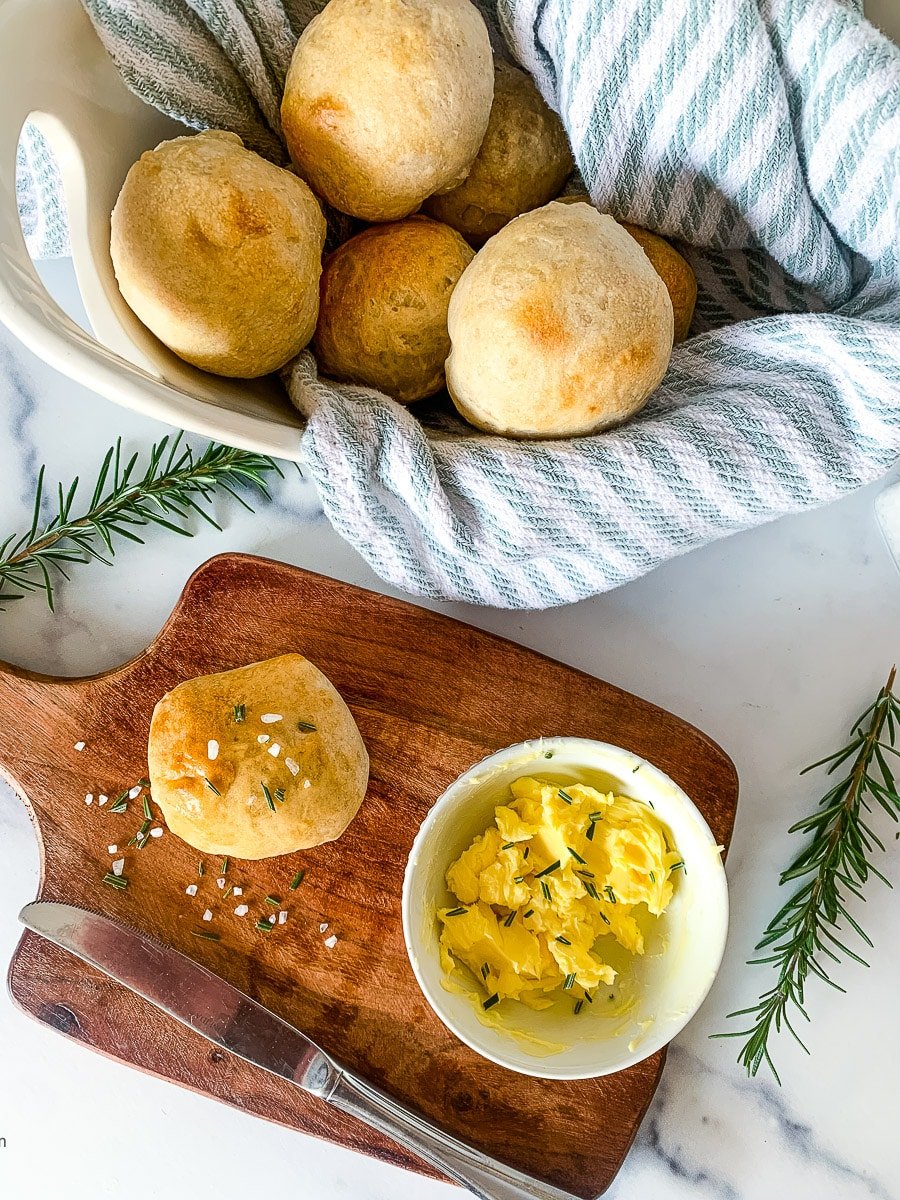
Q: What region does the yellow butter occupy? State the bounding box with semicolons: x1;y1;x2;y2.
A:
438;776;681;1012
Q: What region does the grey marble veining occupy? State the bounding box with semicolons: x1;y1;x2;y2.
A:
0;259;898;1200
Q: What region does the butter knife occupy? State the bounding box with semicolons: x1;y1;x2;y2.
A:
19;902;576;1200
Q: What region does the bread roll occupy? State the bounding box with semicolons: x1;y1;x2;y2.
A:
314;216;474;403
148;654;369;860
423;60;573;244
620;223;696;342
110;131;326;378
446;202;673;438
281;0;493;221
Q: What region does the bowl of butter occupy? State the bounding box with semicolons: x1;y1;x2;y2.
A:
402;737;728;1078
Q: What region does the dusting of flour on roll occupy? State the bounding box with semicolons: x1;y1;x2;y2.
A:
446;201;674;439
281;0;493;222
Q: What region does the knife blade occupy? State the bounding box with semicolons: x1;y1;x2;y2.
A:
20;902;576;1200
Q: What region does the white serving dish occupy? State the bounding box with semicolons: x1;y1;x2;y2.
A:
402;737;729;1080
0;0;305;460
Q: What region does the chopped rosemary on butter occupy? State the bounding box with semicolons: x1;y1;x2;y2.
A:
604;886;617;904
563;973;576;990
540;881;552;901
574;999;584;1015
444;907;467;917
205;779;221;796
556;935;572;945
558;789;574;804
481;963;490;979
503;911;516;927
482;993;500;1010
567;845;586;864
535;860;561;878
501;841;515;850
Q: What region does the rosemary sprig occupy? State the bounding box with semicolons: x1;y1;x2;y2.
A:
0;434;281;610
714;668;900;1082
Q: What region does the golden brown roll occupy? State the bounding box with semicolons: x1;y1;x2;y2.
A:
148;654;369;860
620;223;697;342
110;131;326;378
281;0;493;221
314;216;474;403
446;201;674;439
423;59;573;244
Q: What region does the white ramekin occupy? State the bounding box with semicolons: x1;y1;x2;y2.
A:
402;737;729;1080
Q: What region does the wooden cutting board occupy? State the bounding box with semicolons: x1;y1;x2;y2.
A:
1;553;738;1198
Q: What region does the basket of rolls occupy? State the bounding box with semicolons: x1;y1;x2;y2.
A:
6;0;899;608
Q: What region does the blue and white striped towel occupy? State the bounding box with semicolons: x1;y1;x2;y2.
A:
17;0;900;608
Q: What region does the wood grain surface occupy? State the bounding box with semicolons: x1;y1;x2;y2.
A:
1;554;739;1198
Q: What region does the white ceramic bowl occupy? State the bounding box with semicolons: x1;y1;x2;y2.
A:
402;737;728;1079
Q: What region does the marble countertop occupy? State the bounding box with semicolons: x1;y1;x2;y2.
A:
0;257;898;1200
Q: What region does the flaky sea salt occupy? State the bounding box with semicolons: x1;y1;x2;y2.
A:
278;911;287;925
98;794;109;806
84;794;93;806
112;858;125;877
235;904;249;917
216;877;226;889
74;741;86;752
267;743;281;758
257;734;270;744
185;884;198;897
108;844;118;854
302;779;311;790
128;785;142;800
324;935;338;949
207;739;219;761
202;909;213;922
150;827;163;838
319;922;328;933
285;758;300;777
233;886;243;896
260;713;282;724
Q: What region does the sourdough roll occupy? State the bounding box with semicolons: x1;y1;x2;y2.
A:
423;59;574;244
620;223;697;343
110;131;326;378
148;654;369;860
446;202;674;438
281;0;493;221
314;216;474;403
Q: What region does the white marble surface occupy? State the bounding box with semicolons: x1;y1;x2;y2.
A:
0;256;898;1200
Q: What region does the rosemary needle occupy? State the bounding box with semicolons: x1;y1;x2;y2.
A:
714;667;900;1083
290;870;306;889
0;434;281;611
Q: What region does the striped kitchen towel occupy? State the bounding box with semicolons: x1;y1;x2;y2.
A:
17;0;900;608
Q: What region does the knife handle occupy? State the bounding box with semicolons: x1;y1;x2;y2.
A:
326;1069;576;1200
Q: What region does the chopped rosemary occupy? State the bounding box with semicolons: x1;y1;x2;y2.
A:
290;869;306;889
523;847;530;860
558;789;574;804
544;751;554;759
649;871;656;883
142;793;152;820
514;875;526;883
274;788;286;803
604;886;617;904
198;861;205;876
574;999;584;1015
503;911;516;927
481;963;490;980
563;973;576;990
556;935;572;945
582;991;593;1004
540;881;552;901
444;907;467;917
482;993;500;1010
102;872;128;890
262;783;275;811
535;860;561;878
670;861;686;873
588;811;604;822
577;868;596;878
501;841;516;850
137;777;150;788
599;911;611;925
221;858;229;874
632;764;641;773
585;822;596;842
524;909;535;918
233;704;246;723
255;919;274;931
192;930;220;942
584;881;600;901
223;885;234;900
109;792;129;814
567;845;586;865
297;720;317;732
205;779;221;796
264;895;280;907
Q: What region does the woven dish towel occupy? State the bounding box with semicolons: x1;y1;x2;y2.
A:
17;0;900;609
